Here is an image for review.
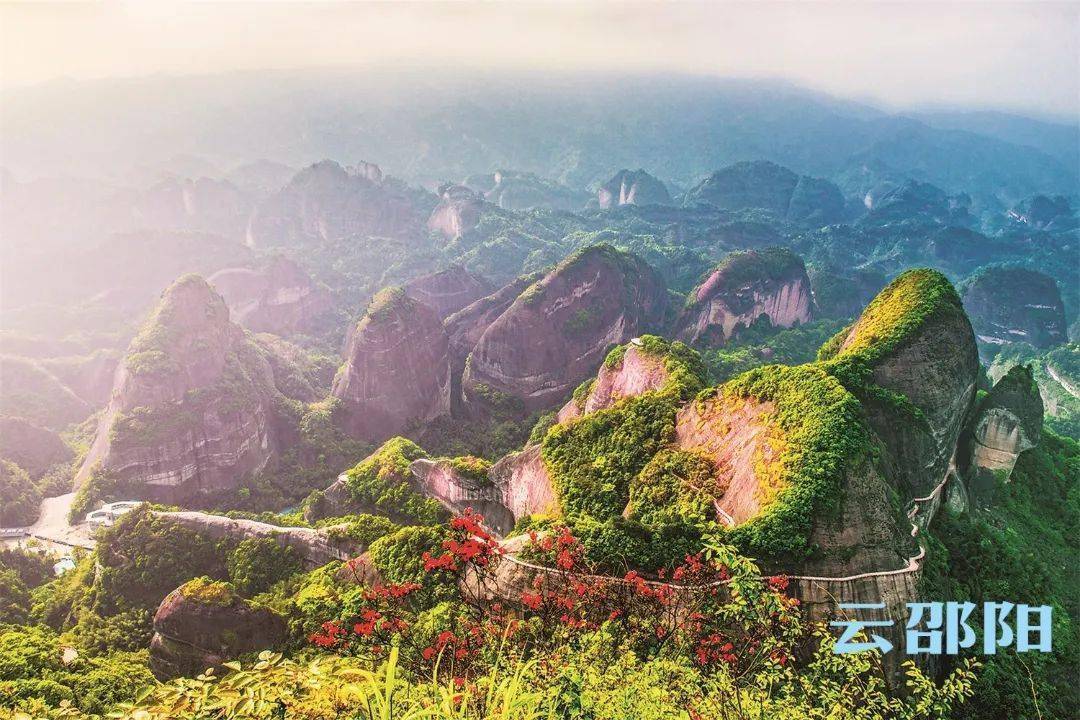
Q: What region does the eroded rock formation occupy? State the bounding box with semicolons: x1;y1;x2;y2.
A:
332;288;451;442
427;184;484;238
247;160;430;248
821;269;979;496
402;266;491;320
462;245;669;413
149;578;287;680
960;266;1067;353
444;273;542;408
73;276;297;505
684;161;843;224
410;458;514;534
967;365;1043;496
556;340;673;423
597;170;671;208
209;257;332;336
676;248;813;347
155;510;363;567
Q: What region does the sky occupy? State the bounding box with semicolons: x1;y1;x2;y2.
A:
1;1;1078;119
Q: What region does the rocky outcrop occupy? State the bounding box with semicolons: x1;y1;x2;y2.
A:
859;180;973;228
821;269;979;496
675;248;813;346
209;257;332;336
332;288;451;442
556;340;673;423
154;511;363;567
467;170;587;212
967;365;1043;495
149;578;287;680
960;267;1067;352
597;170;671;208
0;417;72;479
409;458;514;534
427;184;484;238
402;266;491;320
444;273;542;407
247;160;429;248
462;245;669;413
73;276;291;505
489;444;560;520
1006;195;1077;232
683;161;843;224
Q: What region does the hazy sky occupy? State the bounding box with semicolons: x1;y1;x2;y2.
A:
2;1;1078;119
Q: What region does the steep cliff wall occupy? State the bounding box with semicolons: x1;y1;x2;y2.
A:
676;248;813;347
332;288;451;443
820;269;979;497
73;276;290;506
462;245;669;413
209;257;332;336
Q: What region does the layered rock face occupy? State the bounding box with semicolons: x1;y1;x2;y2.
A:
557;341;673;423
821;269;980;496
155;510;363;567
247;160;428;248
332;288;451;442
967;365;1043;491
149;579;287;680
410;458;514;534
73;276;288;504
461;245;669;413
673;383;909;577
209;257;332;336
597;169;672;208
960;267;1067;351
675;248;813;347
444;274;542;406
402;266;492;320
489;444;560;520
684;161;843;224
427;184;484;238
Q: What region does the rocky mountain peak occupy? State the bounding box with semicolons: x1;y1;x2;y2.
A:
960;266;1067;354
332;288;451;442
676;247;812;346
820;269;979;496
461;244;669;413
597;169;672;208
402;266;491;320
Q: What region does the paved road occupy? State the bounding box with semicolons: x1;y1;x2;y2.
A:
25;492;96;549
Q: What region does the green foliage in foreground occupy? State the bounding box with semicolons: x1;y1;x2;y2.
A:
2;634;978;720
922;432;1079;720
0;624;154;717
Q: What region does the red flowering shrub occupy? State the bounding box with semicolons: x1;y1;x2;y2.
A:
311;512;803;684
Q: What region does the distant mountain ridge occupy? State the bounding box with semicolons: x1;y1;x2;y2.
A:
4;70;1074;208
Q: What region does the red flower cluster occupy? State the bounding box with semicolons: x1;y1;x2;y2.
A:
423;508;503;573
309;620;347;648
693;633;736;666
